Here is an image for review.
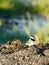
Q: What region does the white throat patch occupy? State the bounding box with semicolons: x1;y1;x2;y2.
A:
26;39;36;46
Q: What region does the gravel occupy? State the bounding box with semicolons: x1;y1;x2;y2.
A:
0;40;49;65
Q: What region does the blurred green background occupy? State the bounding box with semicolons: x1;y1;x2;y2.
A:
0;0;49;44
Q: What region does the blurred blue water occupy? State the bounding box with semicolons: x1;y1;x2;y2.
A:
0;14;49;43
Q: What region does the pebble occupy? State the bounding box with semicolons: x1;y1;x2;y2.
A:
0;40;49;65
0;62;2;65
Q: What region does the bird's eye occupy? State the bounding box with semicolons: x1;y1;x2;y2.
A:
31;39;35;41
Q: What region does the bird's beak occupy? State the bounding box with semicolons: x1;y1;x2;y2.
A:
30;36;35;39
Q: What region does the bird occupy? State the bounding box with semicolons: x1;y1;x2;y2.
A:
25;36;37;46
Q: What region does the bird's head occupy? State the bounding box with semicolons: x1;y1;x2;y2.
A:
30;36;35;41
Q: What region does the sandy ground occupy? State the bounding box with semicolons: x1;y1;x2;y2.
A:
0;40;49;65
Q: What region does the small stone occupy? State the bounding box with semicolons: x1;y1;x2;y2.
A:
22;45;29;49
8;50;14;54
7;41;11;45
47;63;49;65
0;62;2;65
22;56;25;60
17;63;20;65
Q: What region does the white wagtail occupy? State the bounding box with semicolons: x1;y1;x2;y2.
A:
26;36;37;46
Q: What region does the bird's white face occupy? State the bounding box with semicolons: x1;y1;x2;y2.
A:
26;36;36;46
27;40;36;46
